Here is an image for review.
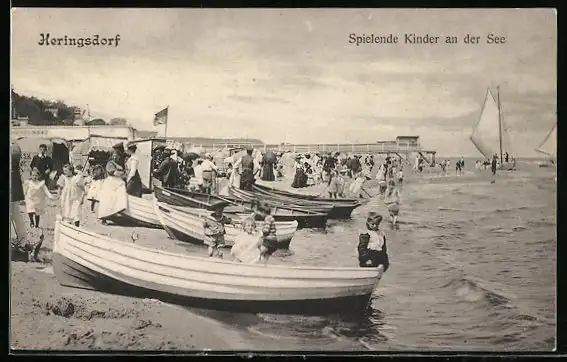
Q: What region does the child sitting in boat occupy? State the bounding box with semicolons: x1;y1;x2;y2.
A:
203;207;234;258
255;202;278;263
357;212;390;271
230;216;262;264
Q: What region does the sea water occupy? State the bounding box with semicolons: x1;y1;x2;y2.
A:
191;159;556;351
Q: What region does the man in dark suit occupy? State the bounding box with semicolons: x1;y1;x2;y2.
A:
30;144;53;182
153;149;180;188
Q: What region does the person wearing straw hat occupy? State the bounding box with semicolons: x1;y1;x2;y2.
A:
357;212;389;271
125;142;143;197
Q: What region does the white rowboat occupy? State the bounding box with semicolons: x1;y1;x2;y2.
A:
52;217;383;315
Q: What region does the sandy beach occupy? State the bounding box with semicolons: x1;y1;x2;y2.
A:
10;187;290;352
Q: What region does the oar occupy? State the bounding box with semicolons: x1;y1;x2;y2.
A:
360;186;373;198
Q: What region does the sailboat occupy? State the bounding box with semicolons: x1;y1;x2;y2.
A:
470;86;517;170
535;122;556;168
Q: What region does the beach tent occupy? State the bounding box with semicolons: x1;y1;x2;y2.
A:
70;136;129;168
224;149;263;166
15;137;70;177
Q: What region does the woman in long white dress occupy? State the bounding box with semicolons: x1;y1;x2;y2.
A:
57;164;87;227
97;161;128;223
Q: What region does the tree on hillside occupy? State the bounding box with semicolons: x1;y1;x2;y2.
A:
87;118;107;126
11;90;77;126
110;117;128;126
57;107;74;122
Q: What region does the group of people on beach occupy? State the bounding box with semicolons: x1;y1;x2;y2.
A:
10;140;396;271
16;144;93;230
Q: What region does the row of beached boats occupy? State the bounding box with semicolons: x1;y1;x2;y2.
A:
53;184;383;316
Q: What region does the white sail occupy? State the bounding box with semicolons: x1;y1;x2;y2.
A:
470;88;513;160
535;123;556;159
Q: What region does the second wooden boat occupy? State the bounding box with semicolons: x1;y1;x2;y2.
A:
154;187;328;229
153;199;298;249
106;195;163;229
231;186;362;219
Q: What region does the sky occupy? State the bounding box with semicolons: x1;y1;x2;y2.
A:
11;8;557;157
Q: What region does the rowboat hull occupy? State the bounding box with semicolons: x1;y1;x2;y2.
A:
234;186;362;219
107;195;163;229
253;183;360;204
156;187;328;229
229;186;333;214
154;187;229;210
53;218;382;315
154;200;298;249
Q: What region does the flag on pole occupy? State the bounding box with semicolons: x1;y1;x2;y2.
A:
154;107;168;126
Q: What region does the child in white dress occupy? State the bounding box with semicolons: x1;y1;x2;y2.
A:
57;164;87;227
24;168;56;228
230;216;262;264
85;164;106;213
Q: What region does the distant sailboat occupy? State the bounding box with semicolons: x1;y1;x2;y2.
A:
535;123;556;168
470;86;516;170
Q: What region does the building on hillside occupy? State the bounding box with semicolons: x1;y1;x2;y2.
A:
11;117;29;127
45;107;59;118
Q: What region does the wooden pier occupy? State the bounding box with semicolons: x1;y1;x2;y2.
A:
162;136;437;163
202;142;436;163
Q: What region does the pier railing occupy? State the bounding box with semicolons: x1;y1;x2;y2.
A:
196;142;434;155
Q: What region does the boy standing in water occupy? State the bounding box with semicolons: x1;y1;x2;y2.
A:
255;202;278;263
384;180;401;227
397;167;404;188
203;206;234;258
357;212;389;271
